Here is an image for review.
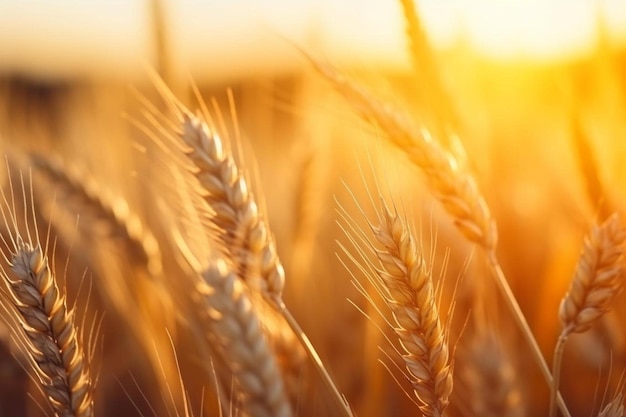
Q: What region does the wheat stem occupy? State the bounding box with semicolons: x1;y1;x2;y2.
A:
276;301;354;417
487;253;571;417
549;333;568;417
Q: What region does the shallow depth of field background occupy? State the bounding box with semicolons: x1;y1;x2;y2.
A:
2;1;626;416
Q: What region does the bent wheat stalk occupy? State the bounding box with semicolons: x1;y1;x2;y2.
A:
550;213;626;417
29;154;163;275
27;153;188;409
178;113;285;300
570;115;612;220
309;58;496;251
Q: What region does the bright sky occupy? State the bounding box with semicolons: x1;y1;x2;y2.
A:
0;0;624;81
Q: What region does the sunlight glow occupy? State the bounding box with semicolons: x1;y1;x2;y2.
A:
0;0;625;80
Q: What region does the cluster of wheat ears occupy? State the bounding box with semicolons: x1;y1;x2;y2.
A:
0;1;625;416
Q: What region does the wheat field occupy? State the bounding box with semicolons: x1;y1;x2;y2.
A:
1;1;626;416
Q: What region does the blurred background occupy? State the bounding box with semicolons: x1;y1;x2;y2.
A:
2;0;626;81
2;1;626;416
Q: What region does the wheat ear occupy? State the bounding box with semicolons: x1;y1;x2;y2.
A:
339;193;452;416
1;237;94;417
139;90;284;302
28;153;189;409
311;59;574;416
549;213;626;417
458;330;524;417
372;200;452;416
178;113;285;299
136;79;353;416
138;83;353;416
310;59;495;251
29;154;162;275
196;259;292;417
180;113;353;416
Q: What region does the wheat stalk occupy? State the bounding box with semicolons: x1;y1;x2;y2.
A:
178;110;352;416
27;153;190;410
29;153;162;275
310;57;574;416
309;59;495;251
0;237;94;417
339;192;452;417
571;116;611;220
136;85;284;303
550;213;626;417
196;258;292;417
138;82;353;417
372;200;451;416
177;113;285;300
